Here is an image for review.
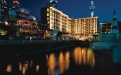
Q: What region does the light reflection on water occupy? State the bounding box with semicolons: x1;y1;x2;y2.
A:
58;51;65;74
6;64;12;73
19;62;22;71
47;53;56;75
64;51;70;70
73;47;82;65
36;65;40;72
58;51;70;74
73;47;95;67
46;47;95;75
46;51;70;75
3;47;95;75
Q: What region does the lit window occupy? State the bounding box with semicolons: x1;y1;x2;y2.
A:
47;8;49;12
47;21;50;24
47;17;49;20
47;13;49;16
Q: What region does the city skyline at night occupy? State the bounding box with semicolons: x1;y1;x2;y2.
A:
7;0;121;22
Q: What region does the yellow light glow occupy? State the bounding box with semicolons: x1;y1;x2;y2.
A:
47;54;56;75
19;62;22;71
36;65;40;71
64;51;70;70
58;51;65;74
73;47;95;68
6;64;12;73
87;49;95;68
73;47;82;65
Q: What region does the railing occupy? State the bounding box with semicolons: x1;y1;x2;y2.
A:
0;39;77;45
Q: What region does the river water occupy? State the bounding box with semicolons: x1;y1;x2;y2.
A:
0;46;120;75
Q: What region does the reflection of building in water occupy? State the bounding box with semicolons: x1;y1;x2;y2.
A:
47;54;56;75
19;61;29;75
82;48;87;65
73;47;95;68
58;51;65;74
64;51;70;70
73;47;82;65
6;64;12;73
19;62;22;71
22;66;26;75
46;51;70;75
36;65;40;72
87;49;95;67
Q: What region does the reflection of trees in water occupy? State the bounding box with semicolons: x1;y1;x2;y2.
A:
73;47;95;68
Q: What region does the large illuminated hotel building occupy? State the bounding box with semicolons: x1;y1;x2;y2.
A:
41;0;98;35
41;7;72;33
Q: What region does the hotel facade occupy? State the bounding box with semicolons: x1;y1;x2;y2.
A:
41;7;99;35
40;0;99;36
72;17;99;35
41;7;72;33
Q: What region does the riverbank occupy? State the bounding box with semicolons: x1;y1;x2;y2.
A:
0;40;91;57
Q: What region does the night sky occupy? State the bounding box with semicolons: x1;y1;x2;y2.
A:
7;0;121;22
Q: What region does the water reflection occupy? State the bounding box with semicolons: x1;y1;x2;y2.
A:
2;47;95;75
64;51;70;70
58;51;65;74
22;61;29;75
36;65;40;72
30;60;33;68
18;60;33;75
46;51;70;75
47;54;56;75
73;47;95;68
19;62;22;71
73;47;82;65
6;64;12;73
87;49;95;68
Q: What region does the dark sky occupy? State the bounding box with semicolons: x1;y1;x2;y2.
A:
7;0;121;22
